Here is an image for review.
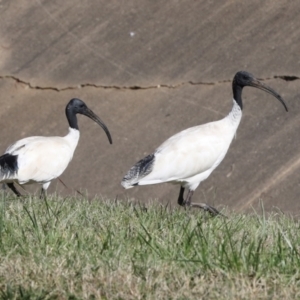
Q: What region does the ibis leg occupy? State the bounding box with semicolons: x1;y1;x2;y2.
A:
40;188;46;200
7;183;22;197
184;189;194;206
40;182;50;200
184;189;225;217
177;186;185;206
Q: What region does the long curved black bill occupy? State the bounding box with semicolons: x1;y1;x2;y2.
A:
83;108;112;144
250;79;288;112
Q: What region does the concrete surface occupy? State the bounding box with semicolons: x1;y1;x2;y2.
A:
1;0;300;213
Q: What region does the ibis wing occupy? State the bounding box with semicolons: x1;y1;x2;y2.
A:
122;119;235;188
144;139;226;183
12;137;74;184
134;121;235;185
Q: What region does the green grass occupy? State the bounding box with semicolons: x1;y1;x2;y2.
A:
0;194;300;299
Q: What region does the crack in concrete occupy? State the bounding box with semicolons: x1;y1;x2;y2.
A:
274;75;299;81
0;74;299;92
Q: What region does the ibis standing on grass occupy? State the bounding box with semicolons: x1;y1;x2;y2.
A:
0;98;112;198
121;71;288;216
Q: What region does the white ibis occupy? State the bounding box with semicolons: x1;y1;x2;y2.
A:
0;98;112;198
121;71;288;215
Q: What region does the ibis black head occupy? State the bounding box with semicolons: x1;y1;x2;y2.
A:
232;71;288;112
66;98;112;144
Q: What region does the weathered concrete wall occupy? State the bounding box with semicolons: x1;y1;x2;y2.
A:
1;1;300;213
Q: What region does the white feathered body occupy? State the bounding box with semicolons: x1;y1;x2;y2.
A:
122;100;242;191
1;128;80;185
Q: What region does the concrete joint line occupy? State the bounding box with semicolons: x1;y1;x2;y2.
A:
0;74;298;92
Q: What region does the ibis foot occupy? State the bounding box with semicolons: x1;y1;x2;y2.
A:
187;202;226;217
177;186;226;217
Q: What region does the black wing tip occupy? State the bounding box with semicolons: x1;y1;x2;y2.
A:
121;178;138;189
121;153;156;188
0;153;18;177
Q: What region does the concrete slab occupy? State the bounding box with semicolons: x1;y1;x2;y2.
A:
1;1;300;87
0;76;298;214
1;1;300;213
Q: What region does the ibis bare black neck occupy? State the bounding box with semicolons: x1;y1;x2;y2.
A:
232;81;243;110
65;108;79;130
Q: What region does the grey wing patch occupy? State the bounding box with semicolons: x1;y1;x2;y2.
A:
6;143;25;154
13;144;25;152
121;153;155;188
0;153;18;180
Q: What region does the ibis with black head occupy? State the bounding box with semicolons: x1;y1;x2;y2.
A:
0;98;112;198
121;71;288;216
